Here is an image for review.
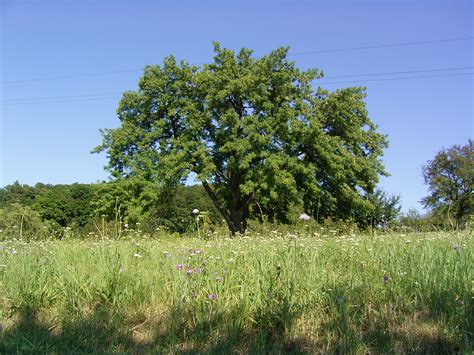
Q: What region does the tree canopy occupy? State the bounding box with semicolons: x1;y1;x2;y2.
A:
422;140;473;227
94;43;388;233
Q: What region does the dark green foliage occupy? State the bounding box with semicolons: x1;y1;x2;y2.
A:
69;184;96;227
422;141;473;228
0;181;36;206
33;188;72;227
143;184;221;233
0;181;220;235
94;43;388;233
0;178;400;236
0;183;98;232
357;189;401;229
90;178;155;227
299;87;388;224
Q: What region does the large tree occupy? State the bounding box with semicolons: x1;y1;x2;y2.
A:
422;141;473;227
94;43;388;233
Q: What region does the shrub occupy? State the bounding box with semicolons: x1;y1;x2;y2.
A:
0;203;49;240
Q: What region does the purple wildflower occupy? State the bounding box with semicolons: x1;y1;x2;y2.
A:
383;274;390;283
299;213;311;221
186;269;194;275
175;263;184;270
208;293;217;300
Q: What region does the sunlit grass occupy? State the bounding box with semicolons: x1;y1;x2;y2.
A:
1;230;472;353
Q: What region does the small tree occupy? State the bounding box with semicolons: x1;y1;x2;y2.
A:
422;140;473;228
94;43;388;234
361;189;401;229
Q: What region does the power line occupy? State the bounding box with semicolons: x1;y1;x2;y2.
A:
1;69;142;84
318;72;474;85
288;37;473;56
322;66;474;79
1;96;120;106
2;72;472;106
1;92;121;103
2;36;472;84
2;65;472;104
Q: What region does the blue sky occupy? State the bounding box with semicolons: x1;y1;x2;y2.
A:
1;0;472;213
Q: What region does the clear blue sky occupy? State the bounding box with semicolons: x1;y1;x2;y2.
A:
1;0;472;213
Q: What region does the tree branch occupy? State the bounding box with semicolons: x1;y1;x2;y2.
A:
201;181;235;230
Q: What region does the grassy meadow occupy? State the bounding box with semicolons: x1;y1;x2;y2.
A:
1;228;472;353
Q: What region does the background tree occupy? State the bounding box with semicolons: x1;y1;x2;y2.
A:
422;140;473;227
94;43;388;233
90;178;156;228
363;189;401;229
32;187;73;227
0;181;221;235
0;181;36;207
143;185;221;233
0;183;98;231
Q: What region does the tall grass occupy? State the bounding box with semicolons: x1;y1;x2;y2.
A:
1;230;472;353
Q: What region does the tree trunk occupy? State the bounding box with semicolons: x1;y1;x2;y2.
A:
201;181;237;233
201;181;251;235
228;208;247;234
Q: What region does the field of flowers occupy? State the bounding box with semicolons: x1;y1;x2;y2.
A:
1;229;472;353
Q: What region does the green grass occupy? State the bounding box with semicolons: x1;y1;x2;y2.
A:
1;230;472;353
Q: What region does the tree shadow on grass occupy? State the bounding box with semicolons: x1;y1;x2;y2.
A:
1;305;138;354
1;301;315;354
146;300;315;353
359;287;470;355
1;297;469;354
361;322;462;354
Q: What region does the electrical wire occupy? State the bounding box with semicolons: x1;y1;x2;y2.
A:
1;96;121;106
1;92;121;103
2;37;472;84
2;71;472;105
288;37;473;56
322;66;474;79
318;72;474;85
1;69;142;84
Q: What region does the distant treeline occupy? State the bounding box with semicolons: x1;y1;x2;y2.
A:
0;180;222;239
0;180;453;240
